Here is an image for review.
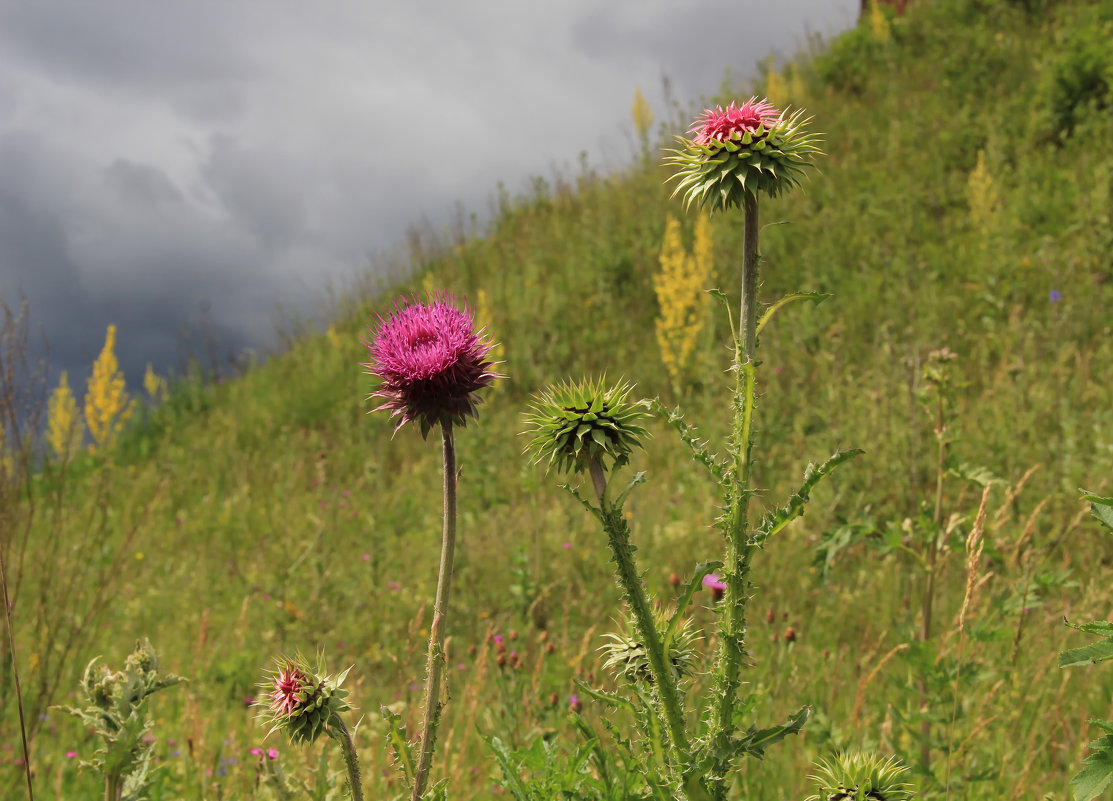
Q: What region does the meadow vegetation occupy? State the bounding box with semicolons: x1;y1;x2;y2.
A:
1;0;1112;797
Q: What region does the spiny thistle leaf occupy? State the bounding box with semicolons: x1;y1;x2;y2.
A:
750;448;864;548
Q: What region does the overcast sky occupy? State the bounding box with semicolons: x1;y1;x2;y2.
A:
0;0;856;406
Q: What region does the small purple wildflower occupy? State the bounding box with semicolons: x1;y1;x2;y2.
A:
362;553;371;562
702;573;727;592
562;541;572;550
362;293;499;438
267;748;278;760
493;634;503;645
1050;289;1062;303
65;750;78;759
703;573;727;602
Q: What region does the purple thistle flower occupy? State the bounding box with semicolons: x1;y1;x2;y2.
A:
362;293;499;438
702;573;727;592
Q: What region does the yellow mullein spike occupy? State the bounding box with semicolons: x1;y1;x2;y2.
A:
474;289;504;364
143;363;168;401
765;56;786;107
325;325;343;351
632;88;654;154
869;0;891;42
48;370;84;460
653;215;715;393
84;324;136;455
787;64;806;103
0;422;11;481
421;273;437;302
967;150;1000;251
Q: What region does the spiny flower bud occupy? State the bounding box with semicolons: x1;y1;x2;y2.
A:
523;377;649;475
805;751;914;801
258;654;352;746
665;97;822;213
600;609;700;685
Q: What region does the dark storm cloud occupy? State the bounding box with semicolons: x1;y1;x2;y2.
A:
0;1;856;418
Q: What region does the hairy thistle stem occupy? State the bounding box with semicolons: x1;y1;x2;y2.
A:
331;715;364;801
412;420;457;801
708;194;760;798
590;457;690;764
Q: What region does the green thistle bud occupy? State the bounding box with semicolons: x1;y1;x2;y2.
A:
805;751;915;801
665;98;822;213
523;377;649;475
259;653;352;746
601;609;700;684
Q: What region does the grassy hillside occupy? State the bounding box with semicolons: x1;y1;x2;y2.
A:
2;0;1112;798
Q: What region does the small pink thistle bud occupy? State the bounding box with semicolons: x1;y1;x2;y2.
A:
257;654;352;746
361;293;499;439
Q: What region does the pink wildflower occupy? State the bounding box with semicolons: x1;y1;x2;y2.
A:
269;663;307;717
703;573;727;602
690;98;780;146
362;293;498;438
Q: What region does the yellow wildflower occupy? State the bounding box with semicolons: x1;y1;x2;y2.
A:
967;150;1000;250
143;363;168;401
631;88;653;155
48;370;84;460
85;324;135;454
653;214;715;393
869;0;891;42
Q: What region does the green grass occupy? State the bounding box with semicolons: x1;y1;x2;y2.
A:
3;0;1113;797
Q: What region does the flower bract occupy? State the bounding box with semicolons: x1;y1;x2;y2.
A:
600;608;701;685
362;293;499;438
258;654;352;745
665;97;822;212
805;751;914;801
523;377;649;475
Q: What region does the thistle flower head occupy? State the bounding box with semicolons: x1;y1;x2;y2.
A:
522;377;649;475
690;99;780;146
805;751;914;801
600;609;701;685
665;97;822;212
362;293;499;438
258;654;352;745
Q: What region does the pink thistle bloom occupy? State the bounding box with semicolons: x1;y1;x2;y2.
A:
690;98;780;146
269;663;307;717
362;293;499;438
702;573;727;592
65;750;78;759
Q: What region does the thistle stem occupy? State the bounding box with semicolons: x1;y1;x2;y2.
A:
411;420;457;801
708;194;760;799
590;459;690;764
331;715;364;801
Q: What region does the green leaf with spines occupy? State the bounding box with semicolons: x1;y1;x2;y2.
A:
750;448;865;548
